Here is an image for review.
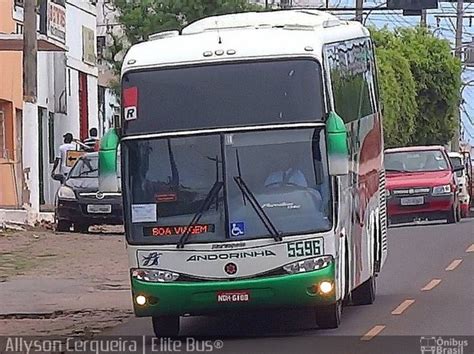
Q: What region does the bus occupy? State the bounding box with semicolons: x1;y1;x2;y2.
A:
99;9;388;336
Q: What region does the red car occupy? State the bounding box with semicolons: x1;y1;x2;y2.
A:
384;146;464;225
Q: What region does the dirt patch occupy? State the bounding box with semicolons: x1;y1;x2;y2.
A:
0;228;133;336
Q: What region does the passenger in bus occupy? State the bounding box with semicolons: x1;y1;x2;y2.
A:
264;150;308;188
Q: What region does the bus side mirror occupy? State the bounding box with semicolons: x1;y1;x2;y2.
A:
327;111;349;176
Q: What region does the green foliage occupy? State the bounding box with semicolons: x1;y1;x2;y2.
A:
371;27;462;147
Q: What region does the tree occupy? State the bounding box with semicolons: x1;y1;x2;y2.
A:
371;28;417;148
371;27;462;147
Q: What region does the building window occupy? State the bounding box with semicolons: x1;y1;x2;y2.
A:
97;35;106;62
0;111;5;159
15;23;24;34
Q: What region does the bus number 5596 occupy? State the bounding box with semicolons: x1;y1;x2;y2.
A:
287;240;322;258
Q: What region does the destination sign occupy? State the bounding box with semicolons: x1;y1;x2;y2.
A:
144;224;215;237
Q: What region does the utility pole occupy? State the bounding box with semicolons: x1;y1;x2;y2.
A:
420;9;427;27
355;0;364;22
453;0;464;151
22;0;40;218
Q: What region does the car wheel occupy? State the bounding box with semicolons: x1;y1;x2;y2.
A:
315;300;342;329
74;224;90;233
152;316;180;337
56;220;72;232
447;205;456;224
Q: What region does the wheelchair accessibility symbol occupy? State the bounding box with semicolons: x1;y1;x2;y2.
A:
230;222;245;237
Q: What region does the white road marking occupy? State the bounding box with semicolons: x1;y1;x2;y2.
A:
361;325;386;341
421;279;442;291
466;244;474;253
391;299;415;315
445;259;463;271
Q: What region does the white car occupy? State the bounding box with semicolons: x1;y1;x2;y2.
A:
448;152;471;217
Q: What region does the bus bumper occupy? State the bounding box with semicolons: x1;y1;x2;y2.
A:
131;262;336;317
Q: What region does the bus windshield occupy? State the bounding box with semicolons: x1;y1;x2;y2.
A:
121;59;324;135
123;128;332;245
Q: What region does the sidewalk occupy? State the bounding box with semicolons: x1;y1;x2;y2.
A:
0;227;133;336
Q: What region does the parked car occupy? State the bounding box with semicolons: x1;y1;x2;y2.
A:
448;152;471;217
53;152;123;233
384;146;464;225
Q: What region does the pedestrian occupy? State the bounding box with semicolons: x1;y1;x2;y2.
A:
51;133;77;178
83;128;100;152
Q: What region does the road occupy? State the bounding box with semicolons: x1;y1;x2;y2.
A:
105;219;474;354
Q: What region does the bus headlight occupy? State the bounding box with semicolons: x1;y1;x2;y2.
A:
283;256;333;274
132;269;179;282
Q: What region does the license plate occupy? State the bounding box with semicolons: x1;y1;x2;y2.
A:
87;204;112;214
400;196;424;206
216;290;250;303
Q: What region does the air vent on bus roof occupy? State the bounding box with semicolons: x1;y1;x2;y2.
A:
149;30;180;41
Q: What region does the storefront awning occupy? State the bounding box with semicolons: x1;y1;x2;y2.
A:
0;33;67;52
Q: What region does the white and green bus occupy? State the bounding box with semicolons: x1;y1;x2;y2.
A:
99;10;388;336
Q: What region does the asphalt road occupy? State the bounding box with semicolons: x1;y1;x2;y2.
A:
105;218;474;354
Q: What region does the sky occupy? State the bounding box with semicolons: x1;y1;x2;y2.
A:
324;0;474;146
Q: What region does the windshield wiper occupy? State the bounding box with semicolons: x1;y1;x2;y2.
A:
176;181;223;249
233;176;282;242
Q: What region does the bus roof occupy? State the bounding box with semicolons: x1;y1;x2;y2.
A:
122;10;369;75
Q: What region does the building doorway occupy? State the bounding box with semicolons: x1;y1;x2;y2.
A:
79;72;89;140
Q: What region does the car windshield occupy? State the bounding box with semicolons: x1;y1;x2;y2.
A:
69;155;122;180
449;156;464;177
122;128;332;245
385;150;449;172
69;155;98;178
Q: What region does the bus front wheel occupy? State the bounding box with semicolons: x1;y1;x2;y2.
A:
152;316;180;337
315;300;342;329
351;276;376;305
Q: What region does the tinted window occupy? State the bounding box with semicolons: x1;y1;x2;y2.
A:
326;38;377;123
449;156;464;177
122;60;324;135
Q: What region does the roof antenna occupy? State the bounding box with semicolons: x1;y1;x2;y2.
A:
215;20;222;44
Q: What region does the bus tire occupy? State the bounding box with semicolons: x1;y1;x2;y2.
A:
152;315;180;337
315;300;342;329
351;276;376;305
